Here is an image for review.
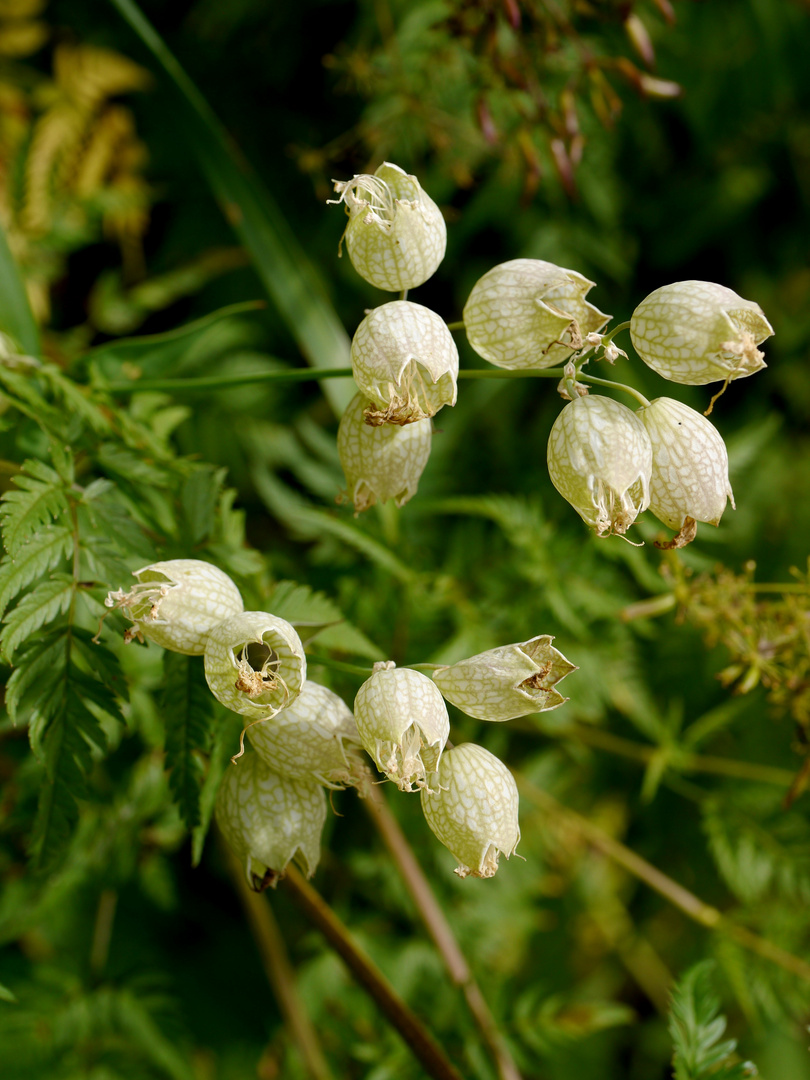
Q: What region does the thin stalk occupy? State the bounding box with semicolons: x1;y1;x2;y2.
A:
446;321;465;331
601;320;631;343
578;372;650;407
306;653;374;678
519;778;810;982
283;864;465;1080
562;722;795;787
363;784;524;1080
222;841;333;1080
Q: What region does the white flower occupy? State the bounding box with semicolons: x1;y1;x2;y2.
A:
354;663;449;792
215;752;326;888
547;395;652;537
638;396;735;540
463;259;610;370
248;680;366;789
329;162;446;291
351;300;458;425
432;635;576;721
204;611;306;719
421;744;520;879
338;392;432;512
630;280;774;385
105;559;243;655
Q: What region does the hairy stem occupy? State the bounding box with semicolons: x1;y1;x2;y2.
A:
222;841;334;1080
519;778;810;982
363;784;524;1080
283;864;465;1080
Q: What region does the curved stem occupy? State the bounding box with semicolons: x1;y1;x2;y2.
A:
578;372;651;407
602;320;631;344
284;865;465;1080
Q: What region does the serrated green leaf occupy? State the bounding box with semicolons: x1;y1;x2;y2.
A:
268;579;383;660
669;961;758;1080
161;653;216;829
0;527;73;618
7;631;68;736
0;460;69;557
1;574;74;660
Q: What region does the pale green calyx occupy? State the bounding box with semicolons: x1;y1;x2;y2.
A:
630;280;774;385
354;663;449;792
329;161;447;292
338;391;432;513
105;559;244;655
547;395;652;538
421;743;520;879
204;611;306;719
463;258;610;370
351;300;459;426
248;680;366;789
432;635;577;721
215;751;326;889
638;396;735;543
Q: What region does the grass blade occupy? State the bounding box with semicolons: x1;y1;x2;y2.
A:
0;226;40;358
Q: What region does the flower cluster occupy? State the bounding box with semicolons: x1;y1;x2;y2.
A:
107;559;576;883
330;166;772;545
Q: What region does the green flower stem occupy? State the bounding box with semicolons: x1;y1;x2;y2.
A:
579;372;651;407
306;653;374;678
519;777;810;983
364;784;524;1080
222;839;334;1080
284;864;465;1080
446;320;465;331
602;320;631;344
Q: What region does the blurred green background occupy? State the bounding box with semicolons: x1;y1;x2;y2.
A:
1;1;810;1078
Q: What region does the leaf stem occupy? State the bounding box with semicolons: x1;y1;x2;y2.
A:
283;864;466;1080
363;784;524;1080
519;778;810;982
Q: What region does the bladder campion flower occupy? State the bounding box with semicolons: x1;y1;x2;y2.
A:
638;396;735;545
432;636;577;721
216;751;326;889
463;258;610;370
354;663;449;792
547;395;652;538
630;281;774;385
329;161;446;291
204;611;306;719
421;743;520;879
351;300;458;425
248;680;366;789
337;391;432;512
105;559;243;655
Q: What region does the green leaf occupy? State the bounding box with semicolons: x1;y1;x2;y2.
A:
161;652;216;829
669;961;758;1080
192;708;243;866
0;981;16;1004
1;574;74;661
180;466;224;547
0;459;69;557
268;579;383;660
0;527;73;619
0;222;40;358
107;0;353;415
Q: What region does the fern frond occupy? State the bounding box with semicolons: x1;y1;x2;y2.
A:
0;526;72;617
161;653;215;830
0;572;73;660
268;579;382;660
669;961;758;1080
0;458;68;556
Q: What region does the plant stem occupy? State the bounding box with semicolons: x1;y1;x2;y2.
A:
562;722;795;787
306;653;374;678
578;372;651;407
446;321;465;331
283;864;465;1080
222;841;334;1080
519;777;810;982
363;784;524;1080
602;320;631;343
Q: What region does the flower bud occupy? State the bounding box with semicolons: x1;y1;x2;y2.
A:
105;559;243;655
638;396;735;538
215;751;326;888
329;161;446;292
432;636;577;721
204;611;306;719
338;391;432;513
547;395;652;537
354;663;449;792
421;744;520;879
463;259;610;370
630;281;774;385
351;301;459;426
248;680;366;789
